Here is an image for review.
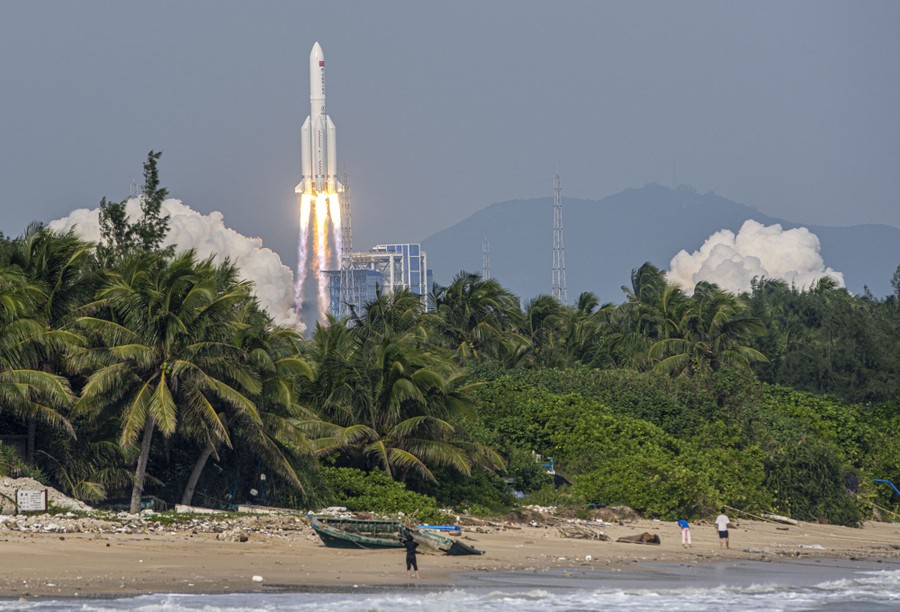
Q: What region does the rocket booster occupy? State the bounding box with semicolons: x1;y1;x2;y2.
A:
296;42;340;195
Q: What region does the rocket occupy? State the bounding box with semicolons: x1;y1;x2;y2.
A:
296;42;340;195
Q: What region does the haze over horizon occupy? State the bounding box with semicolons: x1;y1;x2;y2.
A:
2;1;899;272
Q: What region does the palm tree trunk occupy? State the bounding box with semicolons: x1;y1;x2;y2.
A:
130;416;155;514
26;416;36;463
180;443;214;507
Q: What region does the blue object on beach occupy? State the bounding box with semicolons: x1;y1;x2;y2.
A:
417;525;462;532
874;479;900;497
542;456;555;473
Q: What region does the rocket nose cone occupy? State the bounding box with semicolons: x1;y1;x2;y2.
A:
310;42;324;61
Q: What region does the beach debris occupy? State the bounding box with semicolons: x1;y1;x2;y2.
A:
762;513;800;526
744;547;774;554
556;524;609;541
588;505;639;524
251;575;263;582
216;528;249;542
174;504;226;515
798;544;825;550
0;513;314;539
743;547;804;557
524;505;558;515
237;504;294;515
616;532;661;545
0;477;94;514
318;506;349;515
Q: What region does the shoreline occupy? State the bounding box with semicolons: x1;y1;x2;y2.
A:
3;557;899;604
0;517;897;599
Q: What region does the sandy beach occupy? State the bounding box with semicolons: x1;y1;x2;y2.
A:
0;513;898;599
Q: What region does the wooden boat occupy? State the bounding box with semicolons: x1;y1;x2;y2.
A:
310;516;484;555
409;527;484;555
309;517;403;549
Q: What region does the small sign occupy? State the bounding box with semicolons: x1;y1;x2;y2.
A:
17;489;48;513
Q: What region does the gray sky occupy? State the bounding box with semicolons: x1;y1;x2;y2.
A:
2;1;898;268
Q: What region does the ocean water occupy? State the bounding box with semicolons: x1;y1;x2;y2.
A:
2;565;898;611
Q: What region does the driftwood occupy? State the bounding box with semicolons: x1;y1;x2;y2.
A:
762;513;799;526
616;532;661;545
556;524;609;541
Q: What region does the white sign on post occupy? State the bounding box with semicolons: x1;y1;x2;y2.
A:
17;489;48;513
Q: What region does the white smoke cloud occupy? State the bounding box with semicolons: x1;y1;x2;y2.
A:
667;219;844;295
48;199;303;330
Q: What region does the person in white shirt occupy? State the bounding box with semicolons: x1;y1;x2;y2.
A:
715;508;730;549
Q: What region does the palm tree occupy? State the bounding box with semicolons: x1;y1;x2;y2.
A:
6;225;96;460
179;305;317;506
309;298;503;482
0;267;76;444
649;281;767;376
432;272;525;364
520;294;568;367
616;263;689;369
351;287;428;342
9;224;98;329
559;291;620;367
73;252;263;513
37;441;130;503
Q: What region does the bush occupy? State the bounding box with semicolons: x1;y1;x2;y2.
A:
502;447;551;493
419;466;517;515
764;438;862;526
321;467;448;523
472;369;876;525
572;454;712;519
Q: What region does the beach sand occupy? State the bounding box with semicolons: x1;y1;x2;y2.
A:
0;517;898;598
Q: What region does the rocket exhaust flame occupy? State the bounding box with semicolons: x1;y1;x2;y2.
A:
295;192;341;329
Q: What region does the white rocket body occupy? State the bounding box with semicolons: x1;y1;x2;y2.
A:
296;42;340;194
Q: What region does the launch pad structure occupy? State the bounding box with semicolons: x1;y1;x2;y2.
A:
335;173;360;318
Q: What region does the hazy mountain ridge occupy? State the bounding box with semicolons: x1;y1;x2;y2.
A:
422;184;900;302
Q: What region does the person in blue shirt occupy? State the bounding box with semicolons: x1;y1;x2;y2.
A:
677;519;692;547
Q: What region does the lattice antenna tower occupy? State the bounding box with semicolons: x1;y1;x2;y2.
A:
482;236;491;280
338;173;357;317
551;174;568;304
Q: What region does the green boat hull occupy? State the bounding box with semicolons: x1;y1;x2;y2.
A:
310;518;403;550
309;516;484;555
411;528;484;556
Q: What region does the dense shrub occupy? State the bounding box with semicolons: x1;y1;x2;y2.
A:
475;379;718;518
473;370;877;524
419;466;518;515
764;438;862;525
321;467;447;523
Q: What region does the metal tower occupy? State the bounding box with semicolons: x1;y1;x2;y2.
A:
551;174;568;304
338;173;357;317
482;237;491;280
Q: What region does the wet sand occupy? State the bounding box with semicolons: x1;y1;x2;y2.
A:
464;557;900;591
0;518;898;598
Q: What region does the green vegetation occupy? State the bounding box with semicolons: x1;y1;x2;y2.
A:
0;156;897;525
321;467;447;523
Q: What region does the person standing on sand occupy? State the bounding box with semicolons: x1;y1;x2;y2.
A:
715;508;730;549
677;519;692;547
403;534;420;579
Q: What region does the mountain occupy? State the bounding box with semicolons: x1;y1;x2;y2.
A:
421;184;900;303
